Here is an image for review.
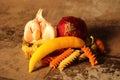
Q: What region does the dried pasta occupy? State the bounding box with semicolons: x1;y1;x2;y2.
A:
22;45;33;59
22;39;46;59
50;48;74;68
78;53;87;61
81;45;98;66
58;50;80;71
41;56;56;67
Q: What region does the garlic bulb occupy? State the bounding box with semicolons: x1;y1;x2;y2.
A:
24;8;56;43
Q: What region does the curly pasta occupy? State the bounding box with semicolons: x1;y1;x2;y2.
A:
81;45;98;66
41;56;56;67
78;53;87;61
58;50;80;71
22;45;33;59
50;48;74;68
22;39;46;59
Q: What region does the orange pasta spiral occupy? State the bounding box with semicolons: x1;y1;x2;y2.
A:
81;45;98;66
41;56;56;67
50;48;74;68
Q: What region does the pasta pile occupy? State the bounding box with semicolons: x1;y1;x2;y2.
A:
22;35;105;71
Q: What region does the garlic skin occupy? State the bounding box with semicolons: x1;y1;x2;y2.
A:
23;9;56;43
41;23;56;40
36;9;57;40
24;19;41;43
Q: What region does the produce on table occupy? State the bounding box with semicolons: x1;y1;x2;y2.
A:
29;36;85;72
21;9;106;73
23;9;56;43
22;8;57;59
57;16;88;40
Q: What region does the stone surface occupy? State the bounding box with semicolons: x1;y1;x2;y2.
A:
0;0;120;80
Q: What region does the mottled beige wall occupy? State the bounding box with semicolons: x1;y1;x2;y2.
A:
25;0;120;26
1;0;120;26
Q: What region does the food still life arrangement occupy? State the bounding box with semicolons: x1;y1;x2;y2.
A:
21;8;105;74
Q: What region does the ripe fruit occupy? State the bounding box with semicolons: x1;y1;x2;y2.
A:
57;16;88;40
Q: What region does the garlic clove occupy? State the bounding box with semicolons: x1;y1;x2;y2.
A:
24;20;33;42
42;24;57;40
24;19;41;43
31;19;41;41
36;8;57;40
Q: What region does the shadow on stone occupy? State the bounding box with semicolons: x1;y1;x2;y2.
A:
88;25;119;54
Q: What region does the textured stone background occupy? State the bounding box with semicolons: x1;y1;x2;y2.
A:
0;0;120;80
